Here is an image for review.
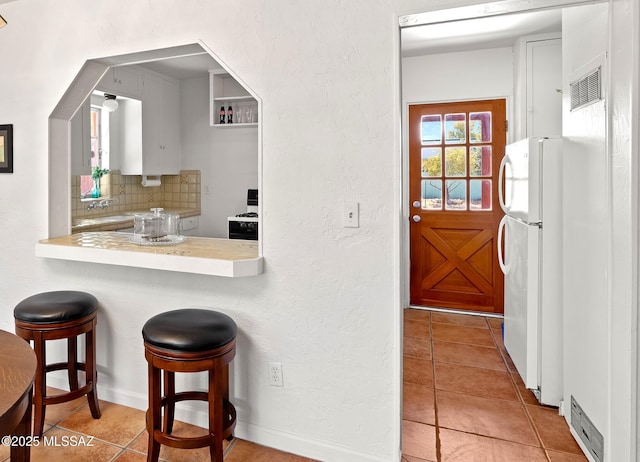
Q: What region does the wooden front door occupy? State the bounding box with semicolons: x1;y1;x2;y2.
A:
409;99;506;313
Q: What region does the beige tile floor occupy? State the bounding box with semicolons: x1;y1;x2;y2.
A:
0;389;315;462
402;308;589;462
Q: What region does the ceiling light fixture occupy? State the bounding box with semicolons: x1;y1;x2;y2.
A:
103;94;119;112
0;15;7;29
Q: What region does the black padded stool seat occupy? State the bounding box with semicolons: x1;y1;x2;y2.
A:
14;290;98;324
142;308;236;352
142;308;237;462
14;290;101;438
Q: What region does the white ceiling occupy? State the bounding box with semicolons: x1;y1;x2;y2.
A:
401;8;562;57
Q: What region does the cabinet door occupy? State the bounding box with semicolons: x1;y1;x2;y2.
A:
70;99;91;175
158;76;181;173
526;39;562;137
96;67;141;98
113;67;141;98
142;73;181;175
96;68;118;94
114;98;143;174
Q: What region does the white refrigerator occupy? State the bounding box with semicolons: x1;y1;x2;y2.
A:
497;137;563;407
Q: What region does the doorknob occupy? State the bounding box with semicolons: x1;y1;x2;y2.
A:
412;215;421;223
412;200;421;208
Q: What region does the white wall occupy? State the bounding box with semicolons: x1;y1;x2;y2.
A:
561;3;609;456
180;76;259;238
0;1;402;461
562;2;639;461
402;47;514;105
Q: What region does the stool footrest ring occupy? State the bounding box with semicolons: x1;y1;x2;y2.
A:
148;399;236;449
44;384;94;406
46;362;87;373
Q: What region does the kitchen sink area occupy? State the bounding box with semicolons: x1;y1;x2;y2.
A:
39;169;264;277
72;208;200;233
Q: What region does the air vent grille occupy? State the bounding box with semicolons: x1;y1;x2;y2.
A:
571;396;603;462
570;67;602;111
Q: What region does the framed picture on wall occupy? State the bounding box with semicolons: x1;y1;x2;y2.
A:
0;124;13;173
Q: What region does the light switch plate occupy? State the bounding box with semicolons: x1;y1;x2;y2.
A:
344;202;359;228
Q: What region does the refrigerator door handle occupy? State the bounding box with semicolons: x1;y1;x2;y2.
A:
497;215;509;274
498;155;513;214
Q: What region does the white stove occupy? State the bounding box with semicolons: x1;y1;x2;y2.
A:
228;190;258;240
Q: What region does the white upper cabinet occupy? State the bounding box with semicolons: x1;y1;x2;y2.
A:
140;71;181;175
96;67;142;98
114;68;181;176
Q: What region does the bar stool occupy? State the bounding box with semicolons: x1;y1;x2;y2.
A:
13;290;101;437
142;308;237;462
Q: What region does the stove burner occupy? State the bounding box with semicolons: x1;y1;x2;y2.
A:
236;212;258;218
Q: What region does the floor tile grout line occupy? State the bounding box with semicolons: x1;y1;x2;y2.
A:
48;422;134;450
486;317;554;462
429;313;442;462
224;437;238;456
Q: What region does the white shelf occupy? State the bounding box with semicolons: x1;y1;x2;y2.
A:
212;123;258;129
214;96;255;102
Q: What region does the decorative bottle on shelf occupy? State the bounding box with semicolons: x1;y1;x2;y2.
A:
219;106;226;124
227;105;233;124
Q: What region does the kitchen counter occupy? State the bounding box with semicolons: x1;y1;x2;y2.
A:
36;232;263;277
72;208;201;233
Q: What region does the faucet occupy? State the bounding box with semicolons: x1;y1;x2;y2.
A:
86;198;119;210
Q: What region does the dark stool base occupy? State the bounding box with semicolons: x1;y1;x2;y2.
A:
145;341;236;462
15;312;101;437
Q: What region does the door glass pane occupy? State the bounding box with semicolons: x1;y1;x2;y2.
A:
421;115;442;145
444;113;466;144
445;147;466;177
445;180;466;210
469;146;492;177
470;179;492;210
469;112;492;143
422;180;442;210
421;147;442;177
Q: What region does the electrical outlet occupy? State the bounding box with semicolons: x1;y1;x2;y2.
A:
268;362;283;387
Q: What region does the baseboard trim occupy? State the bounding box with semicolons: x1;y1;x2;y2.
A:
47;378;396;462
233;420;396;462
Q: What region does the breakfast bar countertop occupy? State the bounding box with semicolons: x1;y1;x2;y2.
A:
36;232;263;277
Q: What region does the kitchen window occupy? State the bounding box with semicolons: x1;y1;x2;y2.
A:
80;104;109;197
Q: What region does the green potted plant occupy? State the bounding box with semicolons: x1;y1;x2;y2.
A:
91;166;109;198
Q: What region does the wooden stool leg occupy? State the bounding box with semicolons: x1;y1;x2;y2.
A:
147;362;162;462
209;367;224;462
32;333;47;438
222;363;233;441
85;322;101;419
67;336;79;390
163;371;175;434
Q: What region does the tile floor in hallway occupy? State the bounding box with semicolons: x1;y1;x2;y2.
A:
0;388;315;462
402;308;588;462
